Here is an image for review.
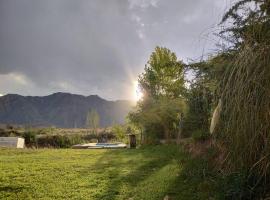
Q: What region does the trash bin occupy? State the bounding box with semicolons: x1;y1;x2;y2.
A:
128;134;136;148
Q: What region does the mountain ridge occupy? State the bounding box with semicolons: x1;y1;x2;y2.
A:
0;92;135;128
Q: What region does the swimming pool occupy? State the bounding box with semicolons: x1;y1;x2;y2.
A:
72;142;127;149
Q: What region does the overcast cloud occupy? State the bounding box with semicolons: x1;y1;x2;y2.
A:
0;0;235;100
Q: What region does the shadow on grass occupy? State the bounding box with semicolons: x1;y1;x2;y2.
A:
0;185;31;200
85;145;220;200
0;185;25;193
163;156;221;200
93;148;173;200
74;146;175;199
73;145;222;200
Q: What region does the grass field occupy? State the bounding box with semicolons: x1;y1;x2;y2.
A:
0;145;221;200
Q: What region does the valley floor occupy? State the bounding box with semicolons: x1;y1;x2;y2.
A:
0;145;222;200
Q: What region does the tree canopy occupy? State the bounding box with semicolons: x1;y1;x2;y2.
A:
138;46;186;100
128;46;186;143
86;109;100;134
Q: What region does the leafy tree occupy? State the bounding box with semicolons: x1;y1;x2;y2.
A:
184;53;232;136
138;46;186;100
129;47;186;144
184;82;213;135
86;109;100;135
129;95;186;144
220;0;270;50
111;124;126;142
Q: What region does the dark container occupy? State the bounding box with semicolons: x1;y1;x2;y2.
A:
128;134;136;148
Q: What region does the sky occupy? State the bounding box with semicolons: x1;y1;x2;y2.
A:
0;0;236;100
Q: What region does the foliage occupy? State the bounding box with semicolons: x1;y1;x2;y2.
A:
37;134;83;148
111;124;126;142
129;97;186;143
0;125;21;137
184;81;213;136
211;0;270;195
82;129;116;143
220;0;270;50
129;46;186;143
37;127;56;135
173;1;270;196
183;54;231;136
86;109;100;134
138;46;186;99
219;43;270;184
22;131;37;147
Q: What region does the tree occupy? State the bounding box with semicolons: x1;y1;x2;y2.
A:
183;54;231;136
138;46;186;100
86;109;100;135
128;46;186;143
128;98;186;143
185;82;213;135
220;0;270;50
111;124;126;142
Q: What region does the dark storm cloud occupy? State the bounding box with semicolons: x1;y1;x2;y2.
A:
0;0;234;99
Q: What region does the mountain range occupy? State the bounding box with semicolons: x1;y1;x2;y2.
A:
0;92;134;128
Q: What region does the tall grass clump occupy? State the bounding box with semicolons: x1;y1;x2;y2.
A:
23;131;37;147
219;43;270;194
213;0;270;196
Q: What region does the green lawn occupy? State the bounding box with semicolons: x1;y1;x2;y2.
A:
0;145;221;200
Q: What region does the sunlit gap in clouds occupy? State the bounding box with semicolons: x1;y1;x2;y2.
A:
122;62;144;101
133;80;143;102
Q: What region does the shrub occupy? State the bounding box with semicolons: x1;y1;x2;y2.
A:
215;170;270;200
0;125;21;137
37;134;83;148
0;128;9;137
23;131;37;147
82;130;116;143
111;125;128;143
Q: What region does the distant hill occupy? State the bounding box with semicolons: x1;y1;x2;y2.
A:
0;92;135;128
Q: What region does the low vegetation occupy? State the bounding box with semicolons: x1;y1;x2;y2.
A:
0;125;127;148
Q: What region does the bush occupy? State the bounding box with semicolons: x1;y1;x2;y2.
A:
0;128;9;137
0;126;21;137
216;170;270;200
192;130;210;142
37;134;83;148
23;131;37;147
82;130;116;143
111;125;129;143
